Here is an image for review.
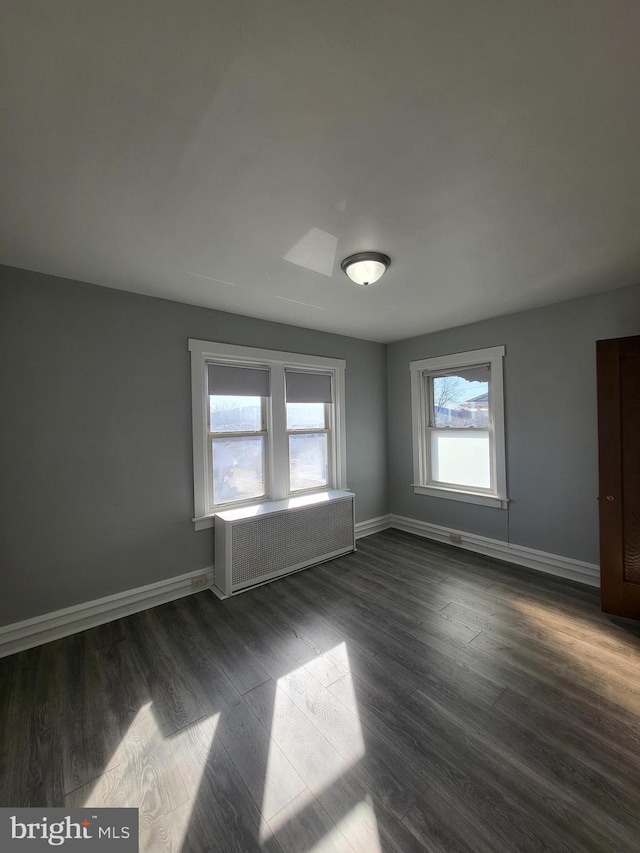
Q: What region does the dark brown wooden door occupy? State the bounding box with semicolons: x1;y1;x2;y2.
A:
597;334;640;618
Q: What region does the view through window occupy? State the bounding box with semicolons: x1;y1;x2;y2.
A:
430;367;491;490
287;402;329;492
410;346;507;508
209;395;266;505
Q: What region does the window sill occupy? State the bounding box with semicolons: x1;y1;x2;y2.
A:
193;515;215;531
193;488;354;530
412;484;508;509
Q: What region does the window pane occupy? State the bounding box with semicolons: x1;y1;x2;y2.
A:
286;402;326;430
431;430;491;490
210;396;262;432
212;436;265;504
432;371;490;428
289;433;328;492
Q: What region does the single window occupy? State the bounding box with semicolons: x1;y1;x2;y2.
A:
410;347;507;509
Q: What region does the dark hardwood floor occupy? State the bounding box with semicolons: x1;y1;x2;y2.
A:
2;529;640;852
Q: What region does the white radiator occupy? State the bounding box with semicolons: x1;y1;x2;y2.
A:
213;490;355;597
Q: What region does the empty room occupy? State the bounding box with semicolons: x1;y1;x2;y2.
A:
2;2;640;852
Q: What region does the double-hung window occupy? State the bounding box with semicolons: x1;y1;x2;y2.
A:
285;370;333;493
190;340;347;528
410;346;507;508
208;364;270;506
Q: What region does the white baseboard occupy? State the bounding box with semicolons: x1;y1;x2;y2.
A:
355;514;392;539
0;566;214;659
0;513;600;659
389;514;600;588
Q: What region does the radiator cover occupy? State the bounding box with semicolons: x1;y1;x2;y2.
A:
213;490;355;596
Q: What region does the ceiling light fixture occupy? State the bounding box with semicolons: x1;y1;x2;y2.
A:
340;251;391;286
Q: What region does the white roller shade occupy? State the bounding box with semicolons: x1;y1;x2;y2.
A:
457;364;490;383
432;364;490;383
285;370;333;403
208;363;270;397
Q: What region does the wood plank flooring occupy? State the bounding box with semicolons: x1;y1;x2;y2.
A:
2;529;640;852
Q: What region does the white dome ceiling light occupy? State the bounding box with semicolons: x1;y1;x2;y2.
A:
340;252;391;286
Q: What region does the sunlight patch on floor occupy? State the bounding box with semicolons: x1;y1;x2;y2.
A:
512;598;640;657
511;599;640;712
330;794;382;852
68;702;219;842
261;643;380;849
67;702;164;812
169;712;220;796
306;815;371;853
323;640;350;669
137;711;220;851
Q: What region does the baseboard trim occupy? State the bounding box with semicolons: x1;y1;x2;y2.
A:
389;514;600;587
0;513;600;658
0;566;214;659
355;514;392;539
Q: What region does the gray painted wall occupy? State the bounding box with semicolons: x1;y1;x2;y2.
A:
3;263;638;628
387;282;640;564
0;265;388;626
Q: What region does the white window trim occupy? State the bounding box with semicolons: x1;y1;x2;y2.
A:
286;402;332;495
189;339;347;529
409;346;507;510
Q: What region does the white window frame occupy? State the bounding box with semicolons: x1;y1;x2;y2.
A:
410;346;507;509
286;401;332;495
208;394;269;510
189;339;347;529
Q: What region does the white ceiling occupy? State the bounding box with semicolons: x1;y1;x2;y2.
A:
2;1;640;343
